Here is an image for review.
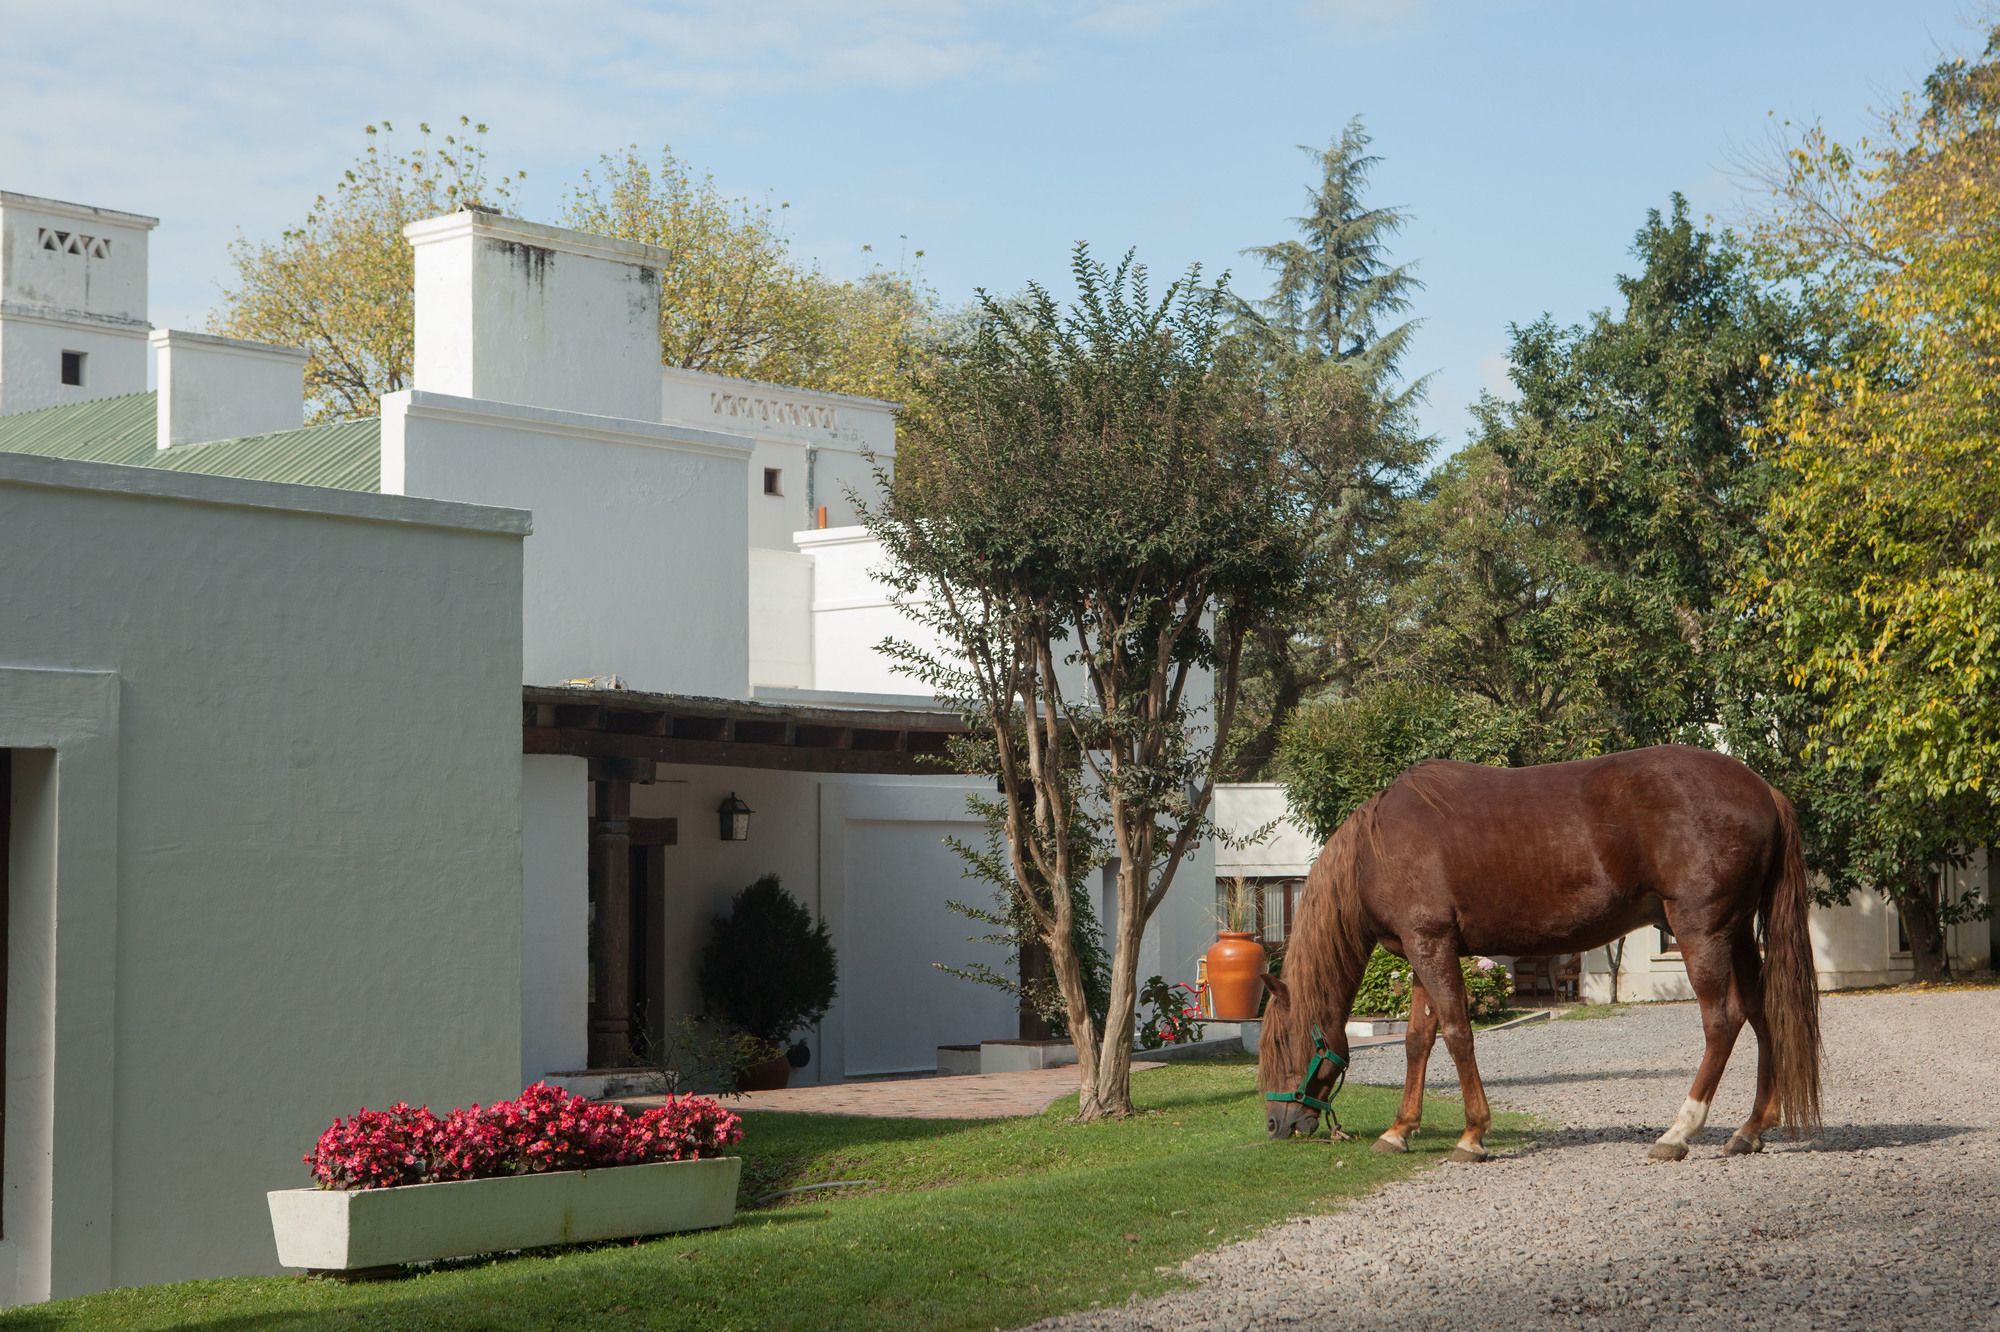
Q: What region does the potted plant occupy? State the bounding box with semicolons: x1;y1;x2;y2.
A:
267;1083;742;1273
698;874;838;1090
1204;876;1267;1021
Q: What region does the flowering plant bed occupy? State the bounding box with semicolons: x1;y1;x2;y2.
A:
269;1083;742;1272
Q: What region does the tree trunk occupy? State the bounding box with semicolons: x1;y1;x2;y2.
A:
1044;916;1105;1111
1077;869;1147;1121
1900;867;1950;982
1602;936;1625;1004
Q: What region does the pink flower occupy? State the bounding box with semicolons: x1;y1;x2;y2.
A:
304;1082;743;1190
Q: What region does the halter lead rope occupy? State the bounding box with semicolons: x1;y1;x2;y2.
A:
1264;1024;1348;1135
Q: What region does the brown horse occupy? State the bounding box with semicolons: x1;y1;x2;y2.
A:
1258;745;1821;1162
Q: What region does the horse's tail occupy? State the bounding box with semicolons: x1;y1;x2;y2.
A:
1761;785;1823;1136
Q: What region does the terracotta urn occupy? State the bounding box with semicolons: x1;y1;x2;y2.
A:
1205;931;1268;1021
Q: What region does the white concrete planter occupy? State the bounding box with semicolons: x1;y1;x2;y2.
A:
268;1156;742;1271
979;1039;1076;1072
1345;1017;1408;1040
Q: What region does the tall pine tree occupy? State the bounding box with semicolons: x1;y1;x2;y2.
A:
1228;118;1428;776
1243;117;1424;396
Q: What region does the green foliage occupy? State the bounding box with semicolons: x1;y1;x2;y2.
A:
1382;438;1701;762
697;875;838;1048
213;118;524;423
1350;947;1513;1021
871;245;1352;1114
1241;116;1424;395
1502;195;1804;618
1743;27;2000;975
1274;678;1515;837
1134;975;1206;1049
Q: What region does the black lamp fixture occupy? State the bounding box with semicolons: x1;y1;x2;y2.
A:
717;792;754;842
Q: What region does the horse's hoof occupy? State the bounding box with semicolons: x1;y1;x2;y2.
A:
1447;1146;1489;1164
1724;1133;1763;1156
1647;1141;1689;1163
1371;1135;1408;1155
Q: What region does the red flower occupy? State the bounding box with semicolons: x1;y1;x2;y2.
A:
304;1083;743;1190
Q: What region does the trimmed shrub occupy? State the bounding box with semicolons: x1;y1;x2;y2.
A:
1274;680;1518;837
1349;946;1513;1021
698;874;838;1048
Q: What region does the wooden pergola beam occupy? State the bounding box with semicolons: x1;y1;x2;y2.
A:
520;685;972;776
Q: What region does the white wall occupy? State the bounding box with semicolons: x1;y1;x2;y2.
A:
659;368;896;548
1214;784;1322;878
149;329;305;448
521;755;590;1083
748;548;814;689
382;389;753;696
0;192;155;415
407;212;666;423
798;526;939;696
0;454;527;1303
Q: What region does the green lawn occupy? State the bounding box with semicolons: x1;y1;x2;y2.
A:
8;1058;1526;1332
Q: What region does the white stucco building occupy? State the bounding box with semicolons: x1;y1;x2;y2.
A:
1214;783;1995;1002
0;188;1219;1304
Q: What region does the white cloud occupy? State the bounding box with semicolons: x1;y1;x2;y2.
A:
0;0;1046;323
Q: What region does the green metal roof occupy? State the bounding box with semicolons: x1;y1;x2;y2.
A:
0;392;157;466
0;392;382;492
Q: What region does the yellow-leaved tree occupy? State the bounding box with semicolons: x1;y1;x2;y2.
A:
1749;28;2000;976
215;131;933;424
559;147;932;402
213;118;524;424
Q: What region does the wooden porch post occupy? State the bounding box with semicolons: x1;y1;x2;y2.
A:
588;775;634;1068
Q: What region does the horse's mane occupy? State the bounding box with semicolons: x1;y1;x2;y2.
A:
1398;759;1459;818
1256;787;1383;1091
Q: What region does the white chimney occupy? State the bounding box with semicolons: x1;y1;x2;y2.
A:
149;330;306;449
0;190;158;416
404;210;666;422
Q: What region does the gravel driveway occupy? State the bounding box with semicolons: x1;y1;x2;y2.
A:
1033;988;2000;1330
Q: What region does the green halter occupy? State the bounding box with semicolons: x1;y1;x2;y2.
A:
1264;1024;1348;1128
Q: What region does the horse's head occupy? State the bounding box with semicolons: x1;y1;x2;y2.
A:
1256;973;1346;1140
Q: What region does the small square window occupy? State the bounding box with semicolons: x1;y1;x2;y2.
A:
763;467;783;496
60;351;85;387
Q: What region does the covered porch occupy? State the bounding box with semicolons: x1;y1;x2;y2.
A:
519;685;997;1077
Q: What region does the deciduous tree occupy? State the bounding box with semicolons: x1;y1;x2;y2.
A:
561;148;932;401
868;247;1346;1119
215;131;933;423
213;118;523;423
1748;30;2000;976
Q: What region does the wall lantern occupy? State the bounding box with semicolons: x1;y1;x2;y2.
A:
717;792;754;842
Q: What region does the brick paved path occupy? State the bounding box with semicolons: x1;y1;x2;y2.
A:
617;1061;1167;1119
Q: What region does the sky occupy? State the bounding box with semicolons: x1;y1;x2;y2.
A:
0;0;1984;448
